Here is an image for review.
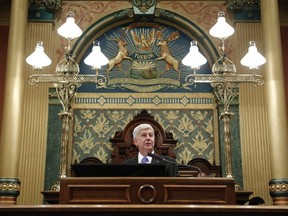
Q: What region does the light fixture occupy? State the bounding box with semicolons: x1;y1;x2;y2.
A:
26;41;51;69
182;41;207;73
182;11;266;179
57;12;82;40
26;12;109;190
84;41;109;69
209;11;235;40
240;41;267;69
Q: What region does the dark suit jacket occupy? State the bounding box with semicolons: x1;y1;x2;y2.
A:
123;153;179;177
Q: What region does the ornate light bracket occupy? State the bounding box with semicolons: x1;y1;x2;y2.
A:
28;74;106;87
182;11;266;180
212;82;239;179
26;11;110;191
28;73;106;190
185;74;263;179
185;73;264;85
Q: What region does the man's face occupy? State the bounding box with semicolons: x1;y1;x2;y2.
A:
134;128;155;155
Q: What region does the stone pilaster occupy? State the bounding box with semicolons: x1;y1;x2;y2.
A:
261;0;288;205
0;0;28;204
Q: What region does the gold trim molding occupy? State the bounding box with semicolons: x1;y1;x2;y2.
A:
0;182;21;192
269;183;288;192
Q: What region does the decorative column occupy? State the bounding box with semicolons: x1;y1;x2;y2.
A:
261;0;288;205
0;0;28;204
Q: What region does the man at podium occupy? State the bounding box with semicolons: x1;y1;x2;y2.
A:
123;123;178;177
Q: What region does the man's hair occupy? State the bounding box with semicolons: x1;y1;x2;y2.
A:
132;123;154;139
248;196;265;205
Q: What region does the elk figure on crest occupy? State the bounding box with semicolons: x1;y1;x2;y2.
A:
106;34;132;80
155;31;180;80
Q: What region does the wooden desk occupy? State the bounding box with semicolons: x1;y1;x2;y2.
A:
59;177;236;205
43;190;251;205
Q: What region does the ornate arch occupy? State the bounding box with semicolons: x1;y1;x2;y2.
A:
69;8;218;93
72;8;218;67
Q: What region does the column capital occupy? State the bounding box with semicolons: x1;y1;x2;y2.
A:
28;0;62;22
227;0;261;21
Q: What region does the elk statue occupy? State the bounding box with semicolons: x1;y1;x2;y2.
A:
155;31;180;80
106;35;132;79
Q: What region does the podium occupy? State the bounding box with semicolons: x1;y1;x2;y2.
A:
59;177;236;205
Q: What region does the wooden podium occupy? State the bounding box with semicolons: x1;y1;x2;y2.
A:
59;177;236;205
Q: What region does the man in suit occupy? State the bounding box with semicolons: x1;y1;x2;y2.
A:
123;123;178;177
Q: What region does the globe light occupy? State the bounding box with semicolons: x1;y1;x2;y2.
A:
209;11;235;40
26;41;51;69
182;41;207;70
240;41;267;69
57;12;82;40
84;41;109;69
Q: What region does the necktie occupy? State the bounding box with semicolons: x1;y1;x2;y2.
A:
141;157;149;164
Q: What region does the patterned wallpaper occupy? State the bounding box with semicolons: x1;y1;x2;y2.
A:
72;108;216;165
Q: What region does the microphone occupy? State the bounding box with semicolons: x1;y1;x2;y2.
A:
147;152;202;174
147;152;165;162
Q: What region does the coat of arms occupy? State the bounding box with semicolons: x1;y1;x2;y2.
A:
81;22;195;92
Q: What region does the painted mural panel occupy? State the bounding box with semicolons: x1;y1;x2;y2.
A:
77;21;212;93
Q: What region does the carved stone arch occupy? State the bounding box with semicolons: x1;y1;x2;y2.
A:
110;109;177;164
71;8;218;67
